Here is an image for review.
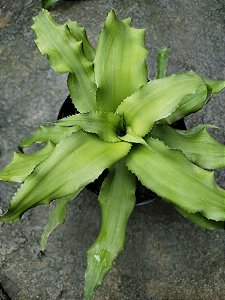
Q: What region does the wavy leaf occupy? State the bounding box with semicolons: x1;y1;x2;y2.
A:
84;162;136;300
95;10;148;112
20;125;78;147
55;111;121;142
0;142;55;183
203;77;225;94
117;72;206;137
40;190;81;251
163;72;225;124
126;138;225;221
67;73;96;113
32;9;96;112
151;124;225;169
175;206;224;230
0;132;131;222
155;47;171;79
66;20;95;62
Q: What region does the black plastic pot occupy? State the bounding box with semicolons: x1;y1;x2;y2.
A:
58;95;186;206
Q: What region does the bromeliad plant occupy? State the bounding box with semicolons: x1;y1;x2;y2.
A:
1;9;225;299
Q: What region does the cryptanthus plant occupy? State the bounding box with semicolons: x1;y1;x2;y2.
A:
1;9;225;299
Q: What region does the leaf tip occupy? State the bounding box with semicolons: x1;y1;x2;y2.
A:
106;9;119;24
40;235;47;252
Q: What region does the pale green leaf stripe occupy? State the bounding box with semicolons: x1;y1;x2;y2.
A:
175;206;224;230
55;111;121;142
126;137;225;221
155;47;171;79
66;20;95;62
0;142;55;183
151;124;225;169
95;10;148;112
32;9;96;112
20;125;78;147
40;189;81;251
0;132;131;222
84;162;136;300
117;72;206;137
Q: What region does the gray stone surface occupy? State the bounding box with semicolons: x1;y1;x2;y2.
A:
0;0;225;299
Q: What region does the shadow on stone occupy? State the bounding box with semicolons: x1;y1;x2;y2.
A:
0;284;10;300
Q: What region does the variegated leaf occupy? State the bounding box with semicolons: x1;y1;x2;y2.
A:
40;190;81;251
117;72;206;137
84;162;136;300
203;77;225;94
0;142;55;183
163;72;225;124
66;20;95;62
55;111;121;142
20;125;78;147
151;124;225;169
0;132;131;222
126;137;225;221
95;10;148;112
32;9;96;112
175;206;224;230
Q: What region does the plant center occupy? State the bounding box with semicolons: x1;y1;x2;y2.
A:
116;115;127;137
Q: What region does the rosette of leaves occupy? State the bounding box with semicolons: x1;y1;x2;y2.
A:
1;9;225;300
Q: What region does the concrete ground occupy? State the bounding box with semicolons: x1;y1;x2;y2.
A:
0;0;225;299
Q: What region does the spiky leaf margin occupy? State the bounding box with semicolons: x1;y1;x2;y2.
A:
0;132;131;222
126;138;225;221
84;162;136;299
95;10;148;112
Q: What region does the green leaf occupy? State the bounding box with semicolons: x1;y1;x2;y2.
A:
117;72;206;137
175;206;224;230
20;125;78;147
66;20;95;62
163;89;211;125
155;47;171;79
151;124;225;169
42;0;60;10
118;126;147;146
84;162;136;300
55;111;121;142
126;137;225;221
163;72;225;124
95;10;148;112
203;77;225;94
0;142;55;183
32;9;96;112
67;73;96;113
0;132;131;222
40;190;81;251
